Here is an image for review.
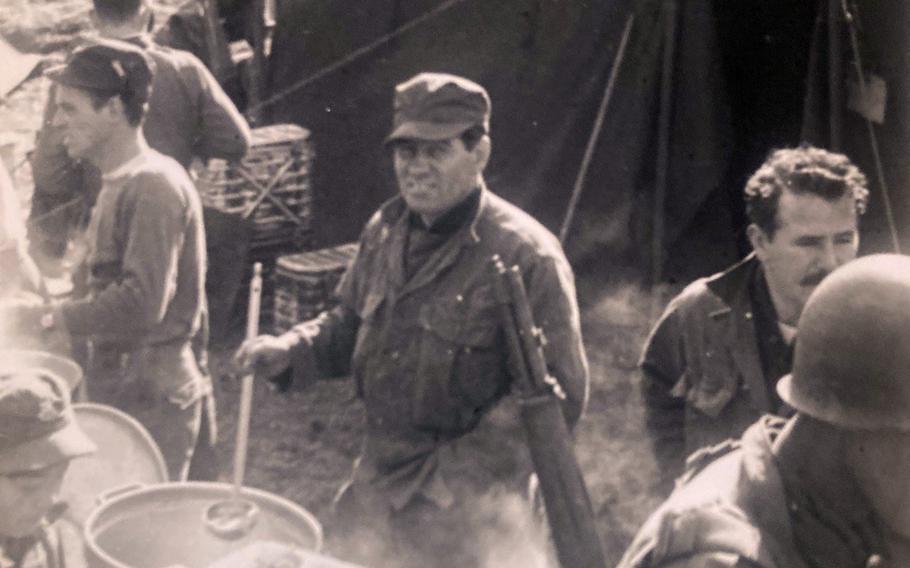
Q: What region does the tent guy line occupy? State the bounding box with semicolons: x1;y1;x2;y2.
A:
245;0;469;117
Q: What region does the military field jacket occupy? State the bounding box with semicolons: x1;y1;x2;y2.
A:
640;254;776;484
618;417;889;568
282;187;589;510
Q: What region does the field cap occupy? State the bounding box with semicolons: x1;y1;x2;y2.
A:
0;370;96;474
386;72;490;143
46;38;154;105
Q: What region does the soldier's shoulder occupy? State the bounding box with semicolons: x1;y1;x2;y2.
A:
619;496;768;568
478;191;564;260
678;439;741;485
363;197;405;232
655;270;734;328
148;41;201;65
668;274;721;309
146;41;210;83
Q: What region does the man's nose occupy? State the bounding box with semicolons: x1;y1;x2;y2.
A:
405;152;432;173
51;111;66;128
817;240;840;271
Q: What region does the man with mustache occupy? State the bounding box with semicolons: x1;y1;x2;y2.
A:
619;254;910;568
640;146;868;490
234;72;589;567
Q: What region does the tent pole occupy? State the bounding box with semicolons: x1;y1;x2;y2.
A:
841;1;901;253
200;0;228;84
828;0;843;149
558;13;635;246
652;0;678;286
246;0;267;125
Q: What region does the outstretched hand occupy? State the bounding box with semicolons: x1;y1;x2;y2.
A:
232;334;295;380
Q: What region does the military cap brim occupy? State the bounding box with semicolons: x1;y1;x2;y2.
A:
0;413;96;474
385;120;479;144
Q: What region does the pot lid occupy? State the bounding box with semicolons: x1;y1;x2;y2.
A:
60;402;168;525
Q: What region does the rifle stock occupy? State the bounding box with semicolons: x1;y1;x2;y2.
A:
492;255;605;568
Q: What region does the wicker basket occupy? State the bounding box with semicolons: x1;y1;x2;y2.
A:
197;123;315;250
235;241;315;331
273;243;359;333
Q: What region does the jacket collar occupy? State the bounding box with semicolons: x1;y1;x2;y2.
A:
704;253;773;412
736;417;811;568
380;180;487;246
379;182;487;298
705;252;760;310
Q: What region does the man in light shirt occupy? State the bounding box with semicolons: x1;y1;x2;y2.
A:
15;40;209;482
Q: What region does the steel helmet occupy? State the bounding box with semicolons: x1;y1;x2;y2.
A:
777;254;910;431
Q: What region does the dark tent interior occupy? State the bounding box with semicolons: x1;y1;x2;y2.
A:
234;0;910;283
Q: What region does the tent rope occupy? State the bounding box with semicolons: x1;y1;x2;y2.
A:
559;13;635;245
246;0;470;116
841;0;901;253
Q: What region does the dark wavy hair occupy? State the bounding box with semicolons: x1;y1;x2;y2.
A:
744;145;869;239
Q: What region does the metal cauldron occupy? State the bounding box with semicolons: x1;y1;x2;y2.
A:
84;482;323;568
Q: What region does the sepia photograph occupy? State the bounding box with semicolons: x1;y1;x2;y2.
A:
1;1;909;567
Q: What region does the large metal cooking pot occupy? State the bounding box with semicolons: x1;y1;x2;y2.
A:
84;482;323;568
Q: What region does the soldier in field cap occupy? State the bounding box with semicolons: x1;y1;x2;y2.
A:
235;72;589;567
0;370;96;567
386;72;491;141
10;39;211;483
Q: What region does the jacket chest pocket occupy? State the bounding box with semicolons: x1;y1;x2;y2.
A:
679;348;740;419
413;297;506;433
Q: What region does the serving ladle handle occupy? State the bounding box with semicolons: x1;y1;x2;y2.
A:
204;263;262;540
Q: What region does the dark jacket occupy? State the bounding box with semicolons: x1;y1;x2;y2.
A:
618;416;889;568
640;254;790;485
281;186;589;511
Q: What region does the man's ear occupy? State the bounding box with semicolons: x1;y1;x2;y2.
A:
103;96;125;121
747;223;770;261
473;135;491;172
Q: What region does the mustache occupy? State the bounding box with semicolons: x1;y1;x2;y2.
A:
800;270;830;287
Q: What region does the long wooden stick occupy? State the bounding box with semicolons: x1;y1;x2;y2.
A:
841;1;901;252
652;0;679;286
828;0;843;150
234;263;262;492
246;0;267;125
200;0;229;82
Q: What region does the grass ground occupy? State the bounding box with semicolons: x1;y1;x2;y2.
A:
1;3;673;564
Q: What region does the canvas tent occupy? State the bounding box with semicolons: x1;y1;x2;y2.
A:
254;0;910;283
